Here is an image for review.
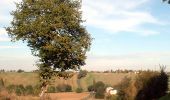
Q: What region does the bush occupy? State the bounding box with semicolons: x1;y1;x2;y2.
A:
76;88;83;93
56;84;72;92
17;69;24;73
95;86;105;99
113;77;132;100
6;85;16;93
88;85;94;92
47;86;56;93
15;85;25;96
88;81;106;99
94;81;105;91
33;84;41;96
6;84;41;96
135;68;168;100
25;85;33;95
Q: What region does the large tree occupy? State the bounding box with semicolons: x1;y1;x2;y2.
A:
163;0;170;3
6;0;91;97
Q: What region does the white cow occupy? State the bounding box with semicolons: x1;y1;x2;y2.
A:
106;87;118;95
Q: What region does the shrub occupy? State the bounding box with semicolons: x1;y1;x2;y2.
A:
6;85;16;93
17;69;24;73
15;85;25;96
135;68;168;100
33;84;41;96
15;87;22;96
6;84;41;96
56;84;72;92
88;85;94;92
113;77;132;100
76;88;83;93
25;85;33;95
47;86;56;93
94;81;105;92
95;86;105;99
88;81;106;99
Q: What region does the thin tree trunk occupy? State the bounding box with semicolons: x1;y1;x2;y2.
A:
40;84;48;100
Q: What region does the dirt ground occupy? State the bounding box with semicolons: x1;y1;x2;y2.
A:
0;92;95;100
48;92;91;100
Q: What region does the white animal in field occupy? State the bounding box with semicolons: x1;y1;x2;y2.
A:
134;71;139;74
106;87;118;95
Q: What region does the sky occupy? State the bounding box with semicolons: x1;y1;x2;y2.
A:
0;0;170;71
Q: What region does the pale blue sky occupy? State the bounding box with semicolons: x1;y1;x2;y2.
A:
0;0;170;71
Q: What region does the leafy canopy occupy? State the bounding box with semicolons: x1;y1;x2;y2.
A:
6;0;91;81
163;0;170;3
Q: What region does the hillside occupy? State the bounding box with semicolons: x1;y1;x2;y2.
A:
0;72;136;91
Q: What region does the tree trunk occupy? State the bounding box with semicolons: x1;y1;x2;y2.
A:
40;85;48;100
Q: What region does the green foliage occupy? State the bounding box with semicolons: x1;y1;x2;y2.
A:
88;85;94;92
134;71;158;91
77;70;87;79
6;0;91;83
17;69;24;73
6;84;41;96
15;85;25;96
135;67;168;100
88;81;106;99
76;87;83;93
94;81;105;91
114;77;131;91
47;86;56;93
33;84;41;95
95;86;105;99
25;85;33;95
114;77;132;100
56;84;72;92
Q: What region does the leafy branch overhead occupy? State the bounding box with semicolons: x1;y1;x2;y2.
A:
163;0;170;3
6;0;91;81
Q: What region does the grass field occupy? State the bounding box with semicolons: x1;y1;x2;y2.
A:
0;72;136;100
0;72;135;91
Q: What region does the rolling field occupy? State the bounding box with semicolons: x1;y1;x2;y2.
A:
0;72;136;91
0;72;136;100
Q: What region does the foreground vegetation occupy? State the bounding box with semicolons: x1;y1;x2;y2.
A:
0;69;169;100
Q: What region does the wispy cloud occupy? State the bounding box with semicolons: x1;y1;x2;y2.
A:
0;28;10;42
82;0;161;36
0;0;22;26
0;46;20;49
85;52;170;71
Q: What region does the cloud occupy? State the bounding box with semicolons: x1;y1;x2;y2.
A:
0;28;10;41
0;55;37;71
82;0;160;36
0;0;22;27
0;28;7;35
84;52;170;71
0;46;20;49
